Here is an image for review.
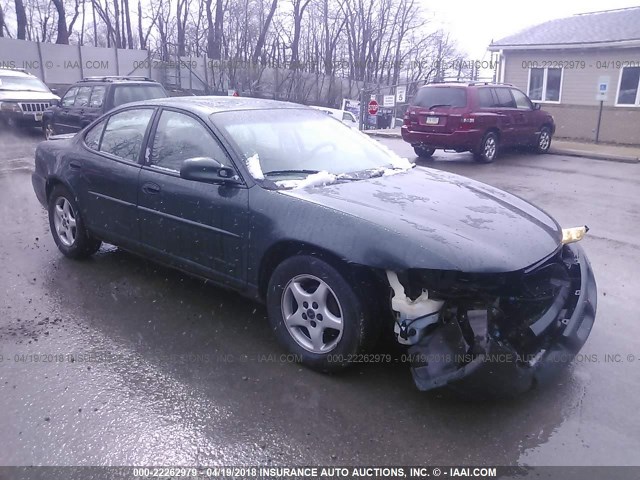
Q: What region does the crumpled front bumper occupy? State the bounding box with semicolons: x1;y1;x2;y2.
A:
409;243;597;396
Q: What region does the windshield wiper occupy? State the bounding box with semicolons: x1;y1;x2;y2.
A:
428;104;451;110
263;169;320;176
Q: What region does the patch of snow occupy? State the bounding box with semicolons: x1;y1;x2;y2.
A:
389;156;413;171
245;153;264;179
275;170;337;189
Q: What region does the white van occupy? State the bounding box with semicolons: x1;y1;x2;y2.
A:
309;105;358;128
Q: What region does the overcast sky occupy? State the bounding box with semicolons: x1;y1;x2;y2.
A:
426;1;640;59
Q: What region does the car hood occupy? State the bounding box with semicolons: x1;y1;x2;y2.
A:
280;167;562;273
0;91;59;102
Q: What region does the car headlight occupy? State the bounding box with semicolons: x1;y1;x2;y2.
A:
562;225;589;245
0;101;22;113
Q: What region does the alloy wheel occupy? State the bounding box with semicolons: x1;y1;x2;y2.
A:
484;136;496;160
539;130;550;151
53;197;77;247
281;274;344;353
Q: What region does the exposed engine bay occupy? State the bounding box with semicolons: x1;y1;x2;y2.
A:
387;242;597;395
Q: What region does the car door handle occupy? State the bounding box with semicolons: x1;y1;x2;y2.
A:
69;160;82;170
142;182;161;194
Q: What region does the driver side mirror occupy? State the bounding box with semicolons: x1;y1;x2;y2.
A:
533;103;541;110
180;157;241;185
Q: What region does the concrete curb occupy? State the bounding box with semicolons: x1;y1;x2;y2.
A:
362;130;402;139
548;147;639;164
362;131;640;164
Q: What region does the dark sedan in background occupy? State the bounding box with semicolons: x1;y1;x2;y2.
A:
31;97;596;396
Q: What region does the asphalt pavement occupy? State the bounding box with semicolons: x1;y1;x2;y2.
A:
0;128;639;467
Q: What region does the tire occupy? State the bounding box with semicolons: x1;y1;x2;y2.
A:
266;255;376;372
474;131;499;163
43;121;55;140
413;145;435;159
535;126;552;154
48;185;101;259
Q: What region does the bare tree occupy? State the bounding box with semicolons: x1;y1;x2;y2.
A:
50;0;82;44
176;0;188;55
290;0;310;70
137;0;158;49
0;3;6;37
15;0;28;39
206;0;224;59
252;0;278;64
123;0;134;48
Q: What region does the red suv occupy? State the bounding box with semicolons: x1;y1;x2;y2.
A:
401;82;555;163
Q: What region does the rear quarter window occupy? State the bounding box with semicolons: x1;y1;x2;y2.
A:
413;87;467;108
84;120;106;150
112;84;167;107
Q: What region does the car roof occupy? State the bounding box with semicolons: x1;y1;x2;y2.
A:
121;96;312;114
0;68;33;77
74;77;162;86
421;82;514;88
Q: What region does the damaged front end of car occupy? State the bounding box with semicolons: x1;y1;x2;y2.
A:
387;240;597;396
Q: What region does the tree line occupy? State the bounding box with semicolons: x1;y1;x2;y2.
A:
1;0;477;89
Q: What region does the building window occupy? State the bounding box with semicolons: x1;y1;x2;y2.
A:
528;67;562;102
616;67;640;106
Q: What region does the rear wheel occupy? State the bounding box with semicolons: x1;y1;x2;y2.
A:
48;185;101;259
266;255;377;372
535;127;552;154
413;145;435;159
474;132;498;163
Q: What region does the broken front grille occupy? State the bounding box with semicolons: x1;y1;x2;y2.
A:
493;254;581;356
406;246;582;357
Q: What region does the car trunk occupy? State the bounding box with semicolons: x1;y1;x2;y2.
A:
405;86;467;133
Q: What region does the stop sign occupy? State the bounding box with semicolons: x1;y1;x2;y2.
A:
368;99;379;115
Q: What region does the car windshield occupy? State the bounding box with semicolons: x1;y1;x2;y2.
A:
413;86;467;108
0;75;50;92
214;108;411;186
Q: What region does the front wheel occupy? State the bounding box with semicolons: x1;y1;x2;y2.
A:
414;145;435;159
474;132;499;163
535;127;552;154
48;185;102;259
266;255;377;372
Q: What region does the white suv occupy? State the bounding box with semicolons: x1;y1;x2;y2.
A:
309;105;358;128
0;68;60;129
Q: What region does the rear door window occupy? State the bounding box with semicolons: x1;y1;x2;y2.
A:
477;88;496;108
494;88;517;108
74;87;92;108
89;86;107;109
113;85;167;107
99;109;154;162
413;87;467;108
